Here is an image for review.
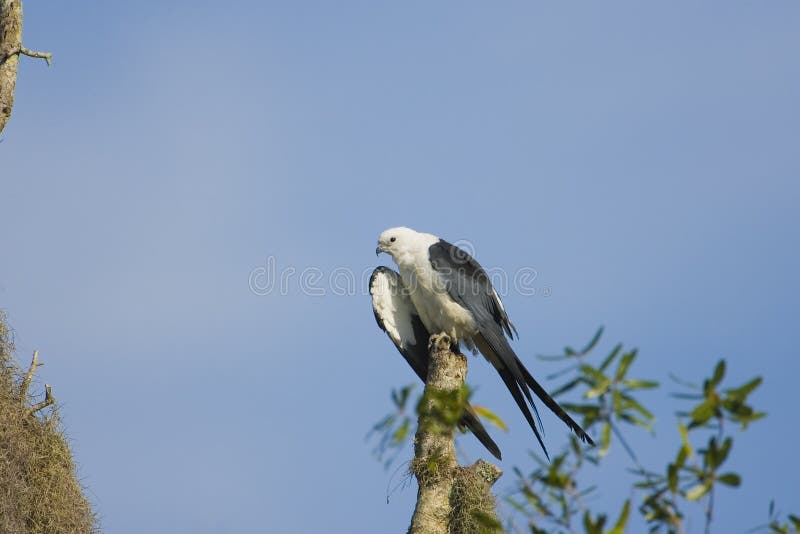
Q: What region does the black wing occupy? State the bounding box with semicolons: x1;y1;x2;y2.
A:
369;266;502;460
428;240;594;459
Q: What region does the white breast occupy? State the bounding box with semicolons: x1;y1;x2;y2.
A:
397;249;477;343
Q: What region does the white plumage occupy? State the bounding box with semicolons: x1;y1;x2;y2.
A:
368;265;419;349
375;226;595;459
369;266;502;459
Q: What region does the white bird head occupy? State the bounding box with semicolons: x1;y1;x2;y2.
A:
376;226;424;258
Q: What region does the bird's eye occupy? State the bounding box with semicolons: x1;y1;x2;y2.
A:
390;237;396;243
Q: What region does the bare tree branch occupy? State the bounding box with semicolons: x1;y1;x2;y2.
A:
3;45;52;65
17;44;50;64
408;334;464;534
0;0;23;134
25;383;55;416
19;349;56;416
19;348;39;401
408;334;503;534
0;0;52;135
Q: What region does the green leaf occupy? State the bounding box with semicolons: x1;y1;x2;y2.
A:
392;418;410;444
618;412;653;431
583;365;611;397
705;436;720;470
606;500;631;534
686;482;711;501
417;385;470;432
504;496;526;514
623;379;659;389
689;400;716;427
599;343;622;372
704;436;732;471
788;514;800;529
668;464;678;492
599;422;611;457
550;377;587;397
612;389;622;414
725;376;763;401
738;411;767;429
583;510;603;534
581;364;609;382
622;395;655;421
675;447;687;469
678;421;694;457
471;510;503;531
537;353;570;361
711;360;726;387
391;384;414;409
521;485;549;515
671;392;704;400
598;343;622;371
615;350;637;381
582;326;605;354
587;383;611;399
471;405;508;432
716;472;741;487
633;478;660;489
546;363;581;381
561;402;601;415
717;437;733;467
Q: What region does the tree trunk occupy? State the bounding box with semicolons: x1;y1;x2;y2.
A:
0;0;23;135
408;334;504;534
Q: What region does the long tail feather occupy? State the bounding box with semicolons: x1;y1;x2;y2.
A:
475;331;594;457
460;405;502;461
518;357;595;445
494;364;549;460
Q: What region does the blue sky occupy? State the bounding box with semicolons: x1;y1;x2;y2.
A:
1;2;798;532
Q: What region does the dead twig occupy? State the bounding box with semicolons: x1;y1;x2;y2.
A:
25;383;55;416
19;349;40;401
1;45;52;66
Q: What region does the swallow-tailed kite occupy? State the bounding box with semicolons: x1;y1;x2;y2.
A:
370;266;502;460
375;227;594;459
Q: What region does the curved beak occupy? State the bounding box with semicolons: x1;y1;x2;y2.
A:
375;245;383;256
